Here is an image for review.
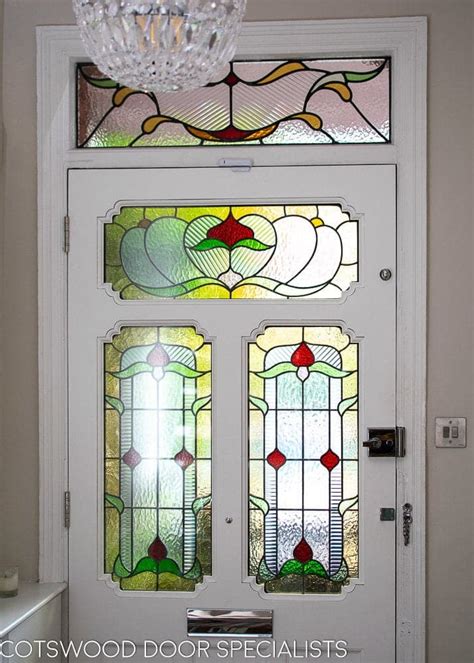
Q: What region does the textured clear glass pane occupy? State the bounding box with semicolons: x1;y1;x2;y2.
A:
276;412;303;459
77;58;390;148
248;325;359;594
104;326;212;592
104;204;358;300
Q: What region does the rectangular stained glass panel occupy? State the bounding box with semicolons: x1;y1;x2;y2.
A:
248;326;359;594
104;326;212;592
77;58;390;148
104;204;358;300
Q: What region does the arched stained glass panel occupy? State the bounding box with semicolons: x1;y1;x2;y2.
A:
104;326;212;592
248;326;358;594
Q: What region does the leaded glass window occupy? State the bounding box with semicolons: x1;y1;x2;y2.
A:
104;326;212;592
77;58;390;148
248;326;358;594
104;204;358;300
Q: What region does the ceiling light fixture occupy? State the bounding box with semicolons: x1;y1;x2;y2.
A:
73;0;247;93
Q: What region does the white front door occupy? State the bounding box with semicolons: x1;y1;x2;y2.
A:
68;165;396;662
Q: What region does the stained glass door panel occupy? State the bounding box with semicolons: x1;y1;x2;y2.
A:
248;326;358;594
104;326;212;592
68;166;396;662
77;58;390;148
104;204;358;300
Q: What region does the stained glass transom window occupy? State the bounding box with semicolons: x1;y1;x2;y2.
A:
248;326;358;594
104;326;212;592
77;58;390;148
104;204;358;300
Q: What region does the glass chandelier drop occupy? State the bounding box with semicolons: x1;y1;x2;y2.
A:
73;0;247;93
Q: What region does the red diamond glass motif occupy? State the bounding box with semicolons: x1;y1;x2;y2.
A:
122;447;142;470
174;448;195;470
320;449;340;472
266;448;287;470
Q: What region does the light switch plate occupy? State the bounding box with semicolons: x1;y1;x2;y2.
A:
435;417;467;448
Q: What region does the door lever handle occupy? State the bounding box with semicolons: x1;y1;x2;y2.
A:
362;428;405;457
363;437;394;452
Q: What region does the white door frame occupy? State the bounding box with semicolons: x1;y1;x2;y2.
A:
37;17;427;662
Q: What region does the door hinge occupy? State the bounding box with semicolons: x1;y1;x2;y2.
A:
64;491;71;529
63;215;70;254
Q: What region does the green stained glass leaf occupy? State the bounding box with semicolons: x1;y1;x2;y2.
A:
132;557;181;577
330;558;349;583
345;62;386;83
280;560;304;576
105;396;124;416
233;238;272;251
105;493;125;514
110;362;152;379
191;396;211;416
183;559;203;580
310;362;353;378
79;67;118;89
257;558;276;582
249;494;269;515
254;362;296;379
192;238;272;252
158;559;181;576
338;496;358;518
192;495;212;516
304;560;328;578
164;362;209;379
113;555;131;579
338;395;358;416
249;396;269;415
191;238;231;252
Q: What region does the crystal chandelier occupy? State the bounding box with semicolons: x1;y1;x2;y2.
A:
73;0;247;93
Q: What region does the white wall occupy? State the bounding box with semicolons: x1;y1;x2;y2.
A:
1;1;473;662
0;0;4;569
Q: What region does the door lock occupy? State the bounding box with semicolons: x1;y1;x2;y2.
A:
363;427;406;457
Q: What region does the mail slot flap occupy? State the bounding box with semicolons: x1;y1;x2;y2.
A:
187;609;273;638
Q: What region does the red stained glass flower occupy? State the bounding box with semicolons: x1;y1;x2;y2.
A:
320;449;340;472
291;342;315;368
174;448;195;470
148;536;168;561
122;447;142;470
293;538;313;564
146;343;170;368
207;213;254;248
266;448;287;471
